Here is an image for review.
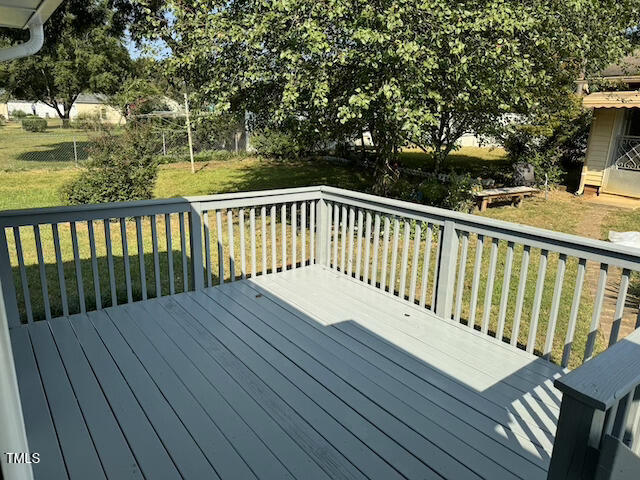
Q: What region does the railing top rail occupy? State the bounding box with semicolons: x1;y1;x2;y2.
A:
321;186;640;270
554;327;640;411
0;186;324;228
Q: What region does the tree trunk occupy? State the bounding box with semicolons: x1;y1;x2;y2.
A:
61;112;71;128
370;124;399;196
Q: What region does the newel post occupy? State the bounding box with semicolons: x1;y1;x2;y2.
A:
0;227;34;480
188;203;205;291
435;220;459;320
547;394;602;480
316;196;329;266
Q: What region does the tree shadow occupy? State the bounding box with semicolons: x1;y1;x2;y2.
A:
14;140;90;163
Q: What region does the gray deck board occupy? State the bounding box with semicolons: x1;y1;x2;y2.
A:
226;279;550;475
10;266;562;479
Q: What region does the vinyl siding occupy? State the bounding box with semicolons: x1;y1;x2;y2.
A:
582;108;617;186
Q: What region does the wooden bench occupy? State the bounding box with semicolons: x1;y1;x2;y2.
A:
475;186;537;211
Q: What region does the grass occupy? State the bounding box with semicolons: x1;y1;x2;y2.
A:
1;144;639;370
0;120;92;171
398;146;510;176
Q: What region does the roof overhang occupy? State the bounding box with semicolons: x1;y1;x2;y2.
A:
583;91;640;109
0;0;62;29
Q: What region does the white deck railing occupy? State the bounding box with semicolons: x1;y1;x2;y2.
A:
1;186;639;479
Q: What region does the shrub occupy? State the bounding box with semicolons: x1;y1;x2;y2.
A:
11;110;27;119
61;125;159;205
21;117;47;132
496;94;591;187
251;129;305;158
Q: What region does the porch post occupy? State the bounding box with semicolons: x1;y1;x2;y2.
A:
188;203;205;291
434;220;459;320
316;194;329;266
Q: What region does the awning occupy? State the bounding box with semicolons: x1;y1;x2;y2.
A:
583;91;640;109
0;0;62;29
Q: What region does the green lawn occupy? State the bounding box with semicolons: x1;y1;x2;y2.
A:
398;146;509;176
0;120;92;171
1;149;639;370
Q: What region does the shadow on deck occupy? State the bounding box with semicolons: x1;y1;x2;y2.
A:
9;266;562;480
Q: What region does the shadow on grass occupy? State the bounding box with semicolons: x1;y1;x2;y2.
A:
14;140;90;163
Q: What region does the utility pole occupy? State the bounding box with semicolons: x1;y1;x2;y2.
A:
184;90;195;174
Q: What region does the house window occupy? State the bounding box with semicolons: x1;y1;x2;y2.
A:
100;108;107;120
624;109;640;137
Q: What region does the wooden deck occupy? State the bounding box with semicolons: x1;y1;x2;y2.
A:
10;265;563;480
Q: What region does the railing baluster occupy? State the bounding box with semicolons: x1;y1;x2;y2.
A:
431;227;442;308
203;211;212;287
468;234;485;329
69;222;84;315
543;253;567;360
355;209;364;279
380;216;390;292
271;205;277;272
332;204;339;269
300;203;306;267
292;203;297;269
33;224;52;320
103;220;117;306
51;223;68;317
496;241;515;340
527;249;549;353
179;212;188;291
216;210;224;284
371;213;381;287
409;222;421;304
363;211;372;284
135;216;147;300
609;268;631;346
561;258;587;367
239;208;246;279
419;223;433;308
228;209;236;280
323;202;332;268
261;206;267;273
340;205;347;272
454;231;469;322
0;227;20;326
165;214;175;295
120;218;133;303
584;263;609;362
87;220;101;310
481;238;499;334
250;208;257;277
347;206;355;277
150;215;161;297
188;206;204;291
13;227;32;323
282;204;288;271
399;220;410;299
309;201;315;264
511;245;531;346
389;218;400;295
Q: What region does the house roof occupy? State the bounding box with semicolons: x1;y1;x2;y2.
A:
599;56;640;78
0;0;62;29
583;91;640;109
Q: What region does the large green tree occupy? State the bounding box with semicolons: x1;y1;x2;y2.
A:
0;0;131;125
130;0;639;188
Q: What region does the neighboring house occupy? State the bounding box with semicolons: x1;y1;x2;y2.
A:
1;93;125;123
578;56;640;198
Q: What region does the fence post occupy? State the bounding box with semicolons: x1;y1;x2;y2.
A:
184;91;195;174
188;203;205;291
162;131;166;156
435;220;459;320
316;196;328;266
73;137;78;166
